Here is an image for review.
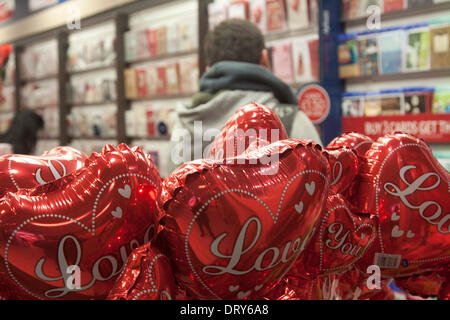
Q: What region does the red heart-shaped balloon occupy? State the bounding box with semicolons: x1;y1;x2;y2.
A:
352;133;450;278
0;144;161;300
0;146;88;198
281;274;340;300
327;132;374;157
289;192;375;280
438;269;449;300
107;244;177;300
155;139;330;300
394;271;445;298
332;267;395;300
205;103;288;161
323;148;359;195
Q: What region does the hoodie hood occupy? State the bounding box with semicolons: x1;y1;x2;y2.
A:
199;61;297;105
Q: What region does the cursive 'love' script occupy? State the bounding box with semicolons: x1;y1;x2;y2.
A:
384;165;449;234
202;217;314;276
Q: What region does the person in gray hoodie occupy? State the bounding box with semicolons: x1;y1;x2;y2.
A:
169;19;322;173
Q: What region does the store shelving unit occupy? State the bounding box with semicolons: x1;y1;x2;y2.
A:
342;1;450;27
0;0;200;160
337;1;450;145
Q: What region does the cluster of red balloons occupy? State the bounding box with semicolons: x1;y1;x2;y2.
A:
0;103;448;300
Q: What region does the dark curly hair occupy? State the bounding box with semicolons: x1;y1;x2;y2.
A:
205;19;266;66
0;109;44;154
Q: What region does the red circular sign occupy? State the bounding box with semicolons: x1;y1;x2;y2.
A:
298;84;331;124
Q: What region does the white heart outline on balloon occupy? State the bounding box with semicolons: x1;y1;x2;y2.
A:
3;173;158;300
131;253;173;300
374;143;450;265
318;204;375;272
184;169;329;299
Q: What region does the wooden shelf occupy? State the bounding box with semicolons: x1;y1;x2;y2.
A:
22;103;58;110
342;2;450;27
0;109;15;114
264;25;318;42
67;63;116;76
128;92;194;102
70;136;118;141
128;136;170;141
38;137;60;140
126;49;198;65
344;68;450;84
68;100;117;108
21;74;57;84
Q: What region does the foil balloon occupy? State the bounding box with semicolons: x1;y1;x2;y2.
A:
0;281;12;300
351;133;450;278
327;132;374;157
155;139;330;300
438;270;449;300
263;278;301;300
282;274;340;300
205;103;288;160
289;192;375;280
0;144;162;300
324;148;359;194
394;271;445;298
107;244;177;300
333;267;394;300
0;146;88;198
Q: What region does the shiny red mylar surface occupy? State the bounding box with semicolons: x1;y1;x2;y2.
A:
327;132;374;157
273;268;396;300
0;146;88;198
324;148;359;195
352;133;450;278
286;274;341;300
289;192;375;280
333;267;394;300
107;244;177;300
439;269;449;300
394;271;445;298
205;103;288;160
0;144;161;300
155;139;330;300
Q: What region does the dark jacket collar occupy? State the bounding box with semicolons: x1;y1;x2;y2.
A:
199;61;297;105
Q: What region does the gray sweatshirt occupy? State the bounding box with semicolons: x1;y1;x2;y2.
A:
168;89;322;174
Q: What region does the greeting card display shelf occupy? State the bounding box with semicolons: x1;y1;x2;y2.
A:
126;49;198;65
20;74;57;84
67;64;116;76
128;136;171;141
128;92;195;102
345;68;450;84
69;136;119;141
264;25;318;42
342;1;450;27
68;100;118;108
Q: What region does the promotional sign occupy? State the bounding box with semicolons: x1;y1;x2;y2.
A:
342;114;450;143
298;84;331;124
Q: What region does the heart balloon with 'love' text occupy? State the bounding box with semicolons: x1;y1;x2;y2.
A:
0;146;88;198
0;144;161;300
107;244;178;300
288;192;375;280
351;133;450;278
323;148;359;195
155;139;330;300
